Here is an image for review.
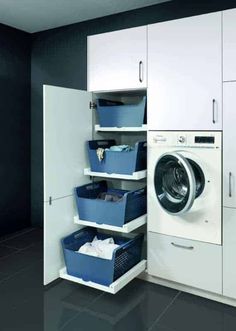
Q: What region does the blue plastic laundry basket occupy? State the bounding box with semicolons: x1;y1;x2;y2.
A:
96;96;146;127
61;228;144;286
87;140;147;175
75;181;147;226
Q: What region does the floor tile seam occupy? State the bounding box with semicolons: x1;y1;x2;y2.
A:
0;242;41;262
0;243;21;249
0;247;27;262
0;239;43;250
59;291;106;330
0;228;36;243
0;271;8;277
0;258;43;285
148;291;181;331
0;242;40;250
0;228;34;242
0;250;21;262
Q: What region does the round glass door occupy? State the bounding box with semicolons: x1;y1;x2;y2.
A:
154;152;205;215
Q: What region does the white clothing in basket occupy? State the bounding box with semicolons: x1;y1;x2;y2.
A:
77;236;119;260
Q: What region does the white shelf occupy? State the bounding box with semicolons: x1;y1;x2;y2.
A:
84;168;147;180
95;124;147;132
74;214;147;233
59;260;147;294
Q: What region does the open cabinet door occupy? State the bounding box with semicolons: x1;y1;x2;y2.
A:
44;85;92;285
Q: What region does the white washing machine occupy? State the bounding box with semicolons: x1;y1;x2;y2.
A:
148;131;222;245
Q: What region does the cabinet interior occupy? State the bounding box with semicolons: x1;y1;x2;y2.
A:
90;89;148;259
92;89;147;192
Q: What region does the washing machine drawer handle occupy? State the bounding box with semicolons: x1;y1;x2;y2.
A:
171;242;194;250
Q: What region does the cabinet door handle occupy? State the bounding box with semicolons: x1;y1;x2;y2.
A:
212;99;216;124
139;61;143;83
229;172;232;198
171;242;194;250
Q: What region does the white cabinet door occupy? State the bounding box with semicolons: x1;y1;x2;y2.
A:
87;26;147;92
223;83;236;208
44;196;79;285
223;9;236;82
223;208;236;299
148;12;222;130
44;85;92;285
44;85;92;202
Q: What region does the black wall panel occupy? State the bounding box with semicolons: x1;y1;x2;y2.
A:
0;24;31;235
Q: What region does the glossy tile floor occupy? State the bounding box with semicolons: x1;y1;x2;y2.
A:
1;228;236;331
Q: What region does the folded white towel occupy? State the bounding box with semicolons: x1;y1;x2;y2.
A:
77;236;119;260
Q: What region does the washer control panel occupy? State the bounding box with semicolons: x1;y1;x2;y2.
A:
148;131;222;149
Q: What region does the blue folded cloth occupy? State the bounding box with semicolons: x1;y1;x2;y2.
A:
108;145;133;152
96;145;133;162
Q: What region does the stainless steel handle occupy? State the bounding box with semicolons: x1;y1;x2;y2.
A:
171;242;194;250
139;61;143;83
212;99;216;124
229;172;232;198
159;152;196;215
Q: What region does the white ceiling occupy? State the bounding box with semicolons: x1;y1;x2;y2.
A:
0;0;171;33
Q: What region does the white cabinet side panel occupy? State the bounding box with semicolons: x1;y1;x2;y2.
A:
148;12;222;130
223;83;236;208
43;85;92;202
44;196;79;285
223;208;236;299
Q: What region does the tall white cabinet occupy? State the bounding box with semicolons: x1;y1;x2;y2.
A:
148;12;222;131
223;8;236;82
87;26;147;92
223;82;236;299
222;8;236;301
43;85;147;290
44;26;148;291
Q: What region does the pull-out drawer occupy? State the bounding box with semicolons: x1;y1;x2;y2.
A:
148;232;222;294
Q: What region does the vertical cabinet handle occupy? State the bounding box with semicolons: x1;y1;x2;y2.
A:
212;99;216;124
229;172;232;198
139;61;143;83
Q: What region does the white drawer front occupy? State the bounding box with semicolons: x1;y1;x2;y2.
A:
223;208;236;299
148;232;222;294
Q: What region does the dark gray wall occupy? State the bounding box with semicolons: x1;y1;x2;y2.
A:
31;0;236;227
0;24;31;235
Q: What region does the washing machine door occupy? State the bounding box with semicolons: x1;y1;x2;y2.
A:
154;152;205;215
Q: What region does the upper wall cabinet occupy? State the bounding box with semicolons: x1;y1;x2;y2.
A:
223;9;236;82
148;13;222;131
87;26;147;92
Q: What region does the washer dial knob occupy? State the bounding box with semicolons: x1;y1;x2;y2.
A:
178;135;186;143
